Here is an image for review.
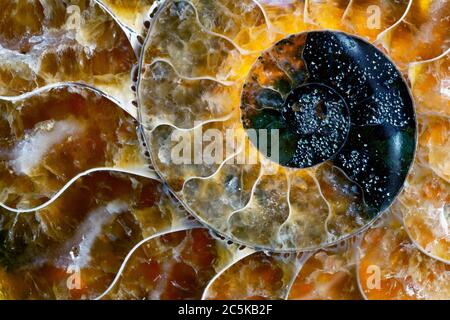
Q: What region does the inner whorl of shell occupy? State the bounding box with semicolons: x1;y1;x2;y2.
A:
139;0;417;251
241;31;416;212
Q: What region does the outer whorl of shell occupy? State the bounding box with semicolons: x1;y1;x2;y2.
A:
0;84;148;211
399;111;450;263
0;0;137;111
98;227;255;300
357;214;450;300
288;239;363;300
139;0;416;251
203;252;298;300
0;171;189;299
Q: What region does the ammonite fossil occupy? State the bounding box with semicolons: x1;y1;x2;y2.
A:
140;2;417;251
0;0;448;301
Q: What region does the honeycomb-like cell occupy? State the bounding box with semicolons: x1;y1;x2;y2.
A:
258;0;310;36
0;171;188;299
409;50;450;118
306;0;350;31
140;0;416;251
0;0;136;111
259;0;411;42
0;84;147;211
341;0;410;42
288;240;363;300
400;163;449;263
357;214;450;300
203;252;298;300
100;228;243;300
378;0;450;69
398;115;449;262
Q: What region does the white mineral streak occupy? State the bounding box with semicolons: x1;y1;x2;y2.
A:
149;260;172;300
0;27;95;78
441;206;449;235
441;79;450;98
61;200;129;268
0;46;38;73
157;134;173;165
427;205;450;252
201;90;227;114
11;119;83;175
417;205;450;246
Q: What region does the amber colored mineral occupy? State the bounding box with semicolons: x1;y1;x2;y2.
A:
0;171;187;299
0;0;136;109
0;85;146;210
358;216;450;300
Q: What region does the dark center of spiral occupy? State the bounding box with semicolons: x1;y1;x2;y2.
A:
240;30;415;202
281;83;350;167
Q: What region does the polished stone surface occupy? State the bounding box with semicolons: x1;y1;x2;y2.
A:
140;4;417;250
358;214;450;300
0;0;136;109
0;85;147;210
0;0;448;300
0;171;188;299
